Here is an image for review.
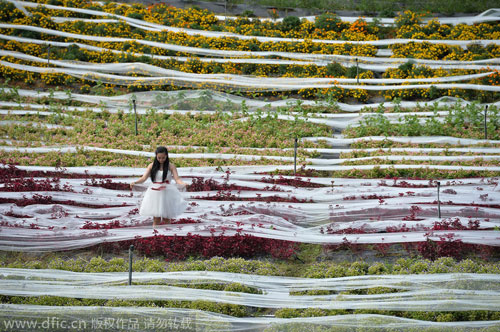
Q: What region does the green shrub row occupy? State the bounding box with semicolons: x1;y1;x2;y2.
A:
274;307;500;322
0;295;252;317
2;255;499;277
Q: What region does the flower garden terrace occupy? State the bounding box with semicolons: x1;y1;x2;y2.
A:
0;1;500;331
0;0;498;100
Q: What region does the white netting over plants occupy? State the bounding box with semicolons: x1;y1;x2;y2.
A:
2;269;499;293
217;8;500;25
3;49;498;85
4;88;499;113
1;1;500;328
17;0;500;27
0;269;499;311
7;1;500;47
2;146;500;165
2;60;499;91
304;136;500;147
1;304;499;331
0;106;470;132
0;164;498;251
0;97;494;130
1;22;499;61
2;33;498;71
44;6;500;28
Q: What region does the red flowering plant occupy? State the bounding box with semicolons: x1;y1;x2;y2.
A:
92;229;298;261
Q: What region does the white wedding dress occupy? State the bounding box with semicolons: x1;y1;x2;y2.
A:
139;170;187;218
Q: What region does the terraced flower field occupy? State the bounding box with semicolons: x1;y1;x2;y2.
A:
0;0;499;331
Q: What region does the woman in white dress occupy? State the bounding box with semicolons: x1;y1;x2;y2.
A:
130;146;188;227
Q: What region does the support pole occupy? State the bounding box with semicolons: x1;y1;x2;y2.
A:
128;245;134;285
132;99;138;136
294;137;298;177
484;105;488;140
437;181;441;219
47;45;50;65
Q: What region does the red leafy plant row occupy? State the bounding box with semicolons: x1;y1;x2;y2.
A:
80;218;200;229
0;220;45;229
322;217;482;235
2;204;71;225
4;210;33;218
87;175;285;192
4;212;297;261
0;176;75;193
186;175;266;192
3;212;190;228
257;168;330;187
193;191;312;203
378;179;434;188
195;169;325;190
322;218;494;260
84;177;130;190
418;200;500;209
341;191;500;208
343;194;397;201
1;164;130;191
259;165;323;178
377;178;486;188
0;163;119;179
259;174;326;188
0;164;75;192
377;178;473;188
1;190;311;206
1;164;313;193
325;234;494;261
0;194;130;208
93;230;298;261
81;216;297;260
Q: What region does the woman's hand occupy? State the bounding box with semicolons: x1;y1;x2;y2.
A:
176;180;187;190
130;182;135;190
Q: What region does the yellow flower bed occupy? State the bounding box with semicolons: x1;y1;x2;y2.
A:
11;0;500;43
0;1;497;102
0;39;378;80
391;42;500;61
4;3;496;62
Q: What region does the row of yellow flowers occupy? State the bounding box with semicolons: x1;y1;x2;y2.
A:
18;0;500;41
2;25;498;64
392;42;500;60
0;1;497;101
4;8;498;62
1;60;497;102
0;39;487;82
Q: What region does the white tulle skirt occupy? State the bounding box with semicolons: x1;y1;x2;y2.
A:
139;182;188;219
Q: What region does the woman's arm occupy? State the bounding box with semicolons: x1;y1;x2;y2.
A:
130;163;153;190
169;163;187;186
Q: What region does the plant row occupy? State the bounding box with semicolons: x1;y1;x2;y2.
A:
0;105;330;147
6;1;500;41
267;165;500;179
0;60;497;102
343;102;500;139
2;294;500;324
2;255;499;277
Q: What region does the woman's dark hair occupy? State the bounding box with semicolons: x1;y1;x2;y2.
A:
150;146;169;182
